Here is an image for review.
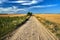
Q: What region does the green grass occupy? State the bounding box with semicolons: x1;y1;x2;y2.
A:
0;16;29;39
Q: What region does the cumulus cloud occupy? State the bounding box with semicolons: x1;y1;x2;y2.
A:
0;6;26;13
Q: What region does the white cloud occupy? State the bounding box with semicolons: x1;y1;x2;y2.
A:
8;1;28;3
8;0;43;5
29;4;58;9
0;6;26;13
21;0;38;5
0;0;7;4
21;0;44;5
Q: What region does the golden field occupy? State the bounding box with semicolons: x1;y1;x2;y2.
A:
35;14;60;39
0;14;26;17
35;14;60;24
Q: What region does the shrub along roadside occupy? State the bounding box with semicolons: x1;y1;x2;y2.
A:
0;15;30;40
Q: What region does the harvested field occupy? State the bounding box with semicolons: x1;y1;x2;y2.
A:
0;14;26;17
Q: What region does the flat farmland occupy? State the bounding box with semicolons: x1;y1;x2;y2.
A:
35;14;60;39
0;14;26;17
35;14;60;24
0;14;59;40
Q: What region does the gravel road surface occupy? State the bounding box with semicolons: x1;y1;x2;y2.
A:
7;16;58;40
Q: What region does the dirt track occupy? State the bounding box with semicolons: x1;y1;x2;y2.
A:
7;16;58;40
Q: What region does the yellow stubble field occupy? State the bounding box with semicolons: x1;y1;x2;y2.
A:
35;14;60;39
0;14;26;17
35;14;60;24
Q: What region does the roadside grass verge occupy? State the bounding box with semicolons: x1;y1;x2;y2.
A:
35;16;60;39
0;15;30;40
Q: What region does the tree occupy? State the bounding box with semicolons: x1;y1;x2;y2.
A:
27;12;32;16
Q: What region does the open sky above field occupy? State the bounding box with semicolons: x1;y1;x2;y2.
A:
0;0;60;14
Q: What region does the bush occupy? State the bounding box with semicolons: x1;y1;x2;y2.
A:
27;12;32;16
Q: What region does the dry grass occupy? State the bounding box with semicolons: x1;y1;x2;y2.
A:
0;14;26;17
35;14;60;39
35;14;60;24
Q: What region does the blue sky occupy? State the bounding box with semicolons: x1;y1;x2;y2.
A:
0;0;60;14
